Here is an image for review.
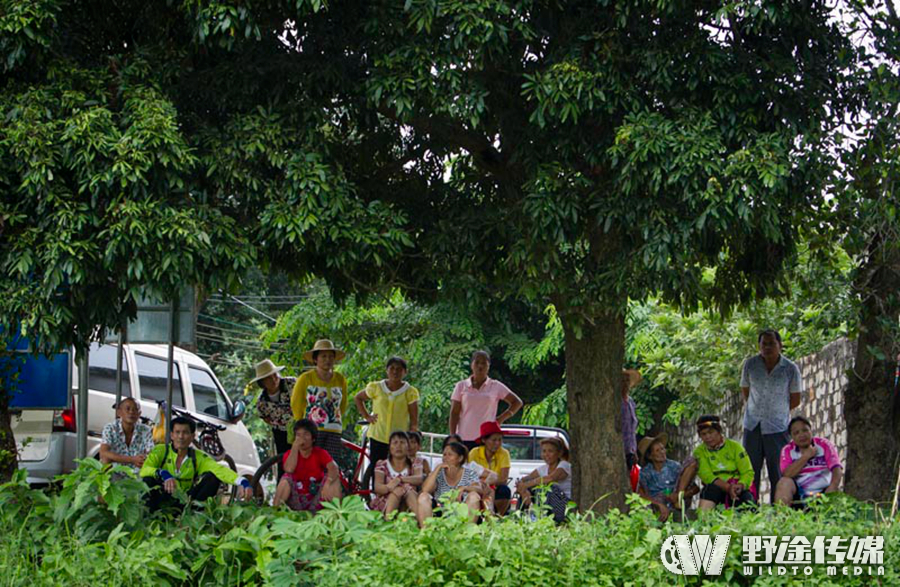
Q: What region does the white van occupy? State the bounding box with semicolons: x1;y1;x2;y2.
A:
12;342;259;485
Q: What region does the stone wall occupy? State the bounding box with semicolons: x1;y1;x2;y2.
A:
668;337;856;503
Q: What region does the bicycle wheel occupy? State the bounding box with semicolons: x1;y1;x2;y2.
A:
251;453;282;505
221;454;239;503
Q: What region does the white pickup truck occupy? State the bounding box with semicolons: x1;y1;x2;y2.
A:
414;425;569;483
360;424;569;508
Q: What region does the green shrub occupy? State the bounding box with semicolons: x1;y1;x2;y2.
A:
0;464;896;586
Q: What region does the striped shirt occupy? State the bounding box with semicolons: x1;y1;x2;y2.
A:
434;467;480;500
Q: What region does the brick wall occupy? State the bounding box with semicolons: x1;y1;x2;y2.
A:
668;337;856;503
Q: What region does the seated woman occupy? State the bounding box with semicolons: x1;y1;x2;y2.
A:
468;421;512;515
443;433;497;485
416;442;484;526
693;415;756;511
516;437;572;523
273;419;342;512
636;433;699;522
407;430;431;476
370;431;423;518
775;416;843;506
100;398;154;476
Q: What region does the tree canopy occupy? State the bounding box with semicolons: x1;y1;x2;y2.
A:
0;0;861;506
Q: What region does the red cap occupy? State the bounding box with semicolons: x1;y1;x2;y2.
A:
478;421;503;443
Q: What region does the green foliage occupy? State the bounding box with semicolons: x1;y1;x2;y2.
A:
260;282;489;434
52;459;148;542
523;243;855;428
0;470;897;586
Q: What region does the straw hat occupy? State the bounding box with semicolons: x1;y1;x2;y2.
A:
251;359;284;383
637;432;668;465
623;369;642;389
303;339;346;364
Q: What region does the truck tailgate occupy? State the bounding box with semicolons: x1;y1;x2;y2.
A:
11;410;53;462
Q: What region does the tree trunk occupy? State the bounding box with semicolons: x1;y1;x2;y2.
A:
843;232;900;502
561;306;628;514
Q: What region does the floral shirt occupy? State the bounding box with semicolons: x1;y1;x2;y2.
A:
291;370;348;432
100;419;154;473
256;376;295;432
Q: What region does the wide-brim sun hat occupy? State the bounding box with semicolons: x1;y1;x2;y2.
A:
637;432;668;465
303;339;346;364
251;359;285;383
623;369;643;389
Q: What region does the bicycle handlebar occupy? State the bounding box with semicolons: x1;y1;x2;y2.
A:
157;400;227;431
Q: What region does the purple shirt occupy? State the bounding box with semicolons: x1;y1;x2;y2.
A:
622;396;638;455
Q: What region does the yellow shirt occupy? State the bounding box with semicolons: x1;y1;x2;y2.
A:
291;370;348;432
469;446;511;476
364;380;419;444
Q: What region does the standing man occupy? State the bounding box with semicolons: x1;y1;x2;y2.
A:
620;369;641;471
740;329;802;503
251;359;295;456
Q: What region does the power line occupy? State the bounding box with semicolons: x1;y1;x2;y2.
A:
196;333;286;352
207;294;310;300
206;299;306;306
197;314;260;331
197;322;265;338
219;292;277;323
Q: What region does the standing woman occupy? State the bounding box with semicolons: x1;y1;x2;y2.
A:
370;431;423;518
449;350;523;450
355;356;419;484
416;442;484;526
291;340;349;465
250;359;295;455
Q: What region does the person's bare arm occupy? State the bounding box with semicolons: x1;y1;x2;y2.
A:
741;386;750;402
284;444;300;474
825;467;843;493
408;402;419;432
497;391;523;424
99;443;142;466
789;392;801;410
354;390;376;424
448;400;462;435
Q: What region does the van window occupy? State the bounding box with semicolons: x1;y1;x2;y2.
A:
88;343;131;398
189;367;228;419
135;353;184;407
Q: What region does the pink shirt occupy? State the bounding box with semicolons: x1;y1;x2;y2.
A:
451;377;512;441
779;437;842;493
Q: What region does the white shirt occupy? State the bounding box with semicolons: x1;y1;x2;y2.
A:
537;460;572;497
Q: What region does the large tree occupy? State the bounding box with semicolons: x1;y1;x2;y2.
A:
1;0;853;509
272;0;850;511
0;0;411;480
834;0;900;502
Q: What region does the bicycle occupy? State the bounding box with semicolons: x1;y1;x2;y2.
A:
250;434;372;505
153;401;241;502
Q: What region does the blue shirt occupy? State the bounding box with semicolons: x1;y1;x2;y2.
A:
740;354;802;434
639;459;682;498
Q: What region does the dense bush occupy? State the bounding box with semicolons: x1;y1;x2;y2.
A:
1;463;896;586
